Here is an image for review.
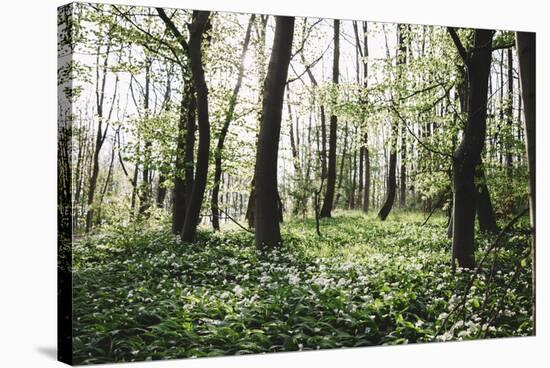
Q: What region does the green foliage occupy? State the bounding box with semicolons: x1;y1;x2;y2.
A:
73;213;533;363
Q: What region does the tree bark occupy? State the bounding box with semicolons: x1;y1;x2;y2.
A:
475;161;499;234
320;19;340;218
172;72;195;234
516;31;536;329
449;28;494;269
181;11;211;242
254;16;295;248
506;48;514;176
377;129;397;220
139;58;152;215
362;22;370;213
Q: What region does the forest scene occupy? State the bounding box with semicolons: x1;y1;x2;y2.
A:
57;2;536;365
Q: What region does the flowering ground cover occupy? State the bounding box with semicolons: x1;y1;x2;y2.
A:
72;212;533;364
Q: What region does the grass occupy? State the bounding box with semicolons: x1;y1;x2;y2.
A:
71;211;533;364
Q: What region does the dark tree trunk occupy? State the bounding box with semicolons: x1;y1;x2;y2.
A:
211;15;254;231
320;19;340;218
362;22;370;213
475;162;499;234
448;28;494;269
139;59;152;215
377;132;397;220
244;16;269;229
181;11;211;242
516;31;536;327
506;47;514;176
172;74;195;234
254;16;294;248
245;178;255;228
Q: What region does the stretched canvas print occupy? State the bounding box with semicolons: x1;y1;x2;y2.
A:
58;1;536;365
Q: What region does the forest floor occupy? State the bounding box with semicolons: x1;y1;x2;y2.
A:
72;211;533;364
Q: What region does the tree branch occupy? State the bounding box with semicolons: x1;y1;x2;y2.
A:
156;8;190;53
447;27;469;65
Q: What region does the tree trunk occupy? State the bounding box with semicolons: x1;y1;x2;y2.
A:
320;19;340;218
245;178;255;228
334;121;348;207
399;123;407;208
506;48;514;176
139;59;152;215
475;162;499;234
254;16;294;248
516;31;536;329
244;16;269;229
363;134;370;212
181;11;211;242
378;131;397;220
211;15;254;230
85;43;112;232
362;22;370;213
449;28;494;269
378;24;406;221
172;73;195;234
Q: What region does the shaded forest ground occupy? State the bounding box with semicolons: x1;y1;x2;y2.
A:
72;212;533;364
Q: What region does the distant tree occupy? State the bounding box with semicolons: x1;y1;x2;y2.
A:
378;24;407;221
211;14;255;231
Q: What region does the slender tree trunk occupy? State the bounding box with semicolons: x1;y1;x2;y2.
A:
334;121;348;207
516;31;536;330
211;15;255;230
448;28;494;268
254;16;294;248
320;19;340;218
506;47;514;176
378;130;397;220
139;58;152;215
181;11;211;242
363;133;370;212
348;127;358;209
85;42;112;232
378;24;406;220
362;22;370;213
399;123;407;208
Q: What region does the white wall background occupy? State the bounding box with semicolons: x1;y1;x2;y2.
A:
0;0;546;367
